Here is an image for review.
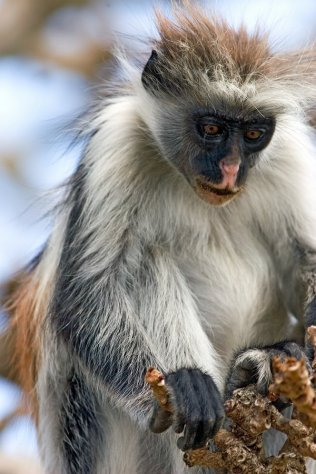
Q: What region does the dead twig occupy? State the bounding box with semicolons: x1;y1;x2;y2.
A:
270;356;316;429
146;369;266;472
145;366;316;473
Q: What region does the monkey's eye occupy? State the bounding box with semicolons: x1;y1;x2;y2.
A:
195;117;226;142
202;124;223;136
244;129;263;141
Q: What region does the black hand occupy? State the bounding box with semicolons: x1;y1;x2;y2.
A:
150;368;224;451
226;341;307;409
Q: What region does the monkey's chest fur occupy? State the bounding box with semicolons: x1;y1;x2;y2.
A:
178;227;302;373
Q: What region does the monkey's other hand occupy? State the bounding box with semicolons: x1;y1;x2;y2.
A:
149;368;224;451
226;341;307;403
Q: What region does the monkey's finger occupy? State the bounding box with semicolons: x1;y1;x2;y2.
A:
203;377;225;437
209;411;224;439
192;420;213;449
169;387;186;434
177;419;199;451
173;417;185;434
167;371;191;435
149;405;173;433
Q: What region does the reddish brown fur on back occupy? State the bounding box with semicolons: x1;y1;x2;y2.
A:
5;271;45;422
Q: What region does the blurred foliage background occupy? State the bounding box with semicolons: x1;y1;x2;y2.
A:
0;0;316;472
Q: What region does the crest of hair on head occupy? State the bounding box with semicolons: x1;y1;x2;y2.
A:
154;2;272;84
150;1;316;114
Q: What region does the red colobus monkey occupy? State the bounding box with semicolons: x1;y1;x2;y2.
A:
7;4;316;473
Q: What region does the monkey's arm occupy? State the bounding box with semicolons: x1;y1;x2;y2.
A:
225;341;306;403
226;241;316;398
51;240;224;449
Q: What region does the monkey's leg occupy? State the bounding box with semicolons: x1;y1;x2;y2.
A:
95;402;218;474
59;371;105;474
38;367;105;474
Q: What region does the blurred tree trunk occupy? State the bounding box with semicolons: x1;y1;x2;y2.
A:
0;0;88;56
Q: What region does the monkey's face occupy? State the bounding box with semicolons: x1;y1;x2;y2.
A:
154;104;276;207
189;111;276;206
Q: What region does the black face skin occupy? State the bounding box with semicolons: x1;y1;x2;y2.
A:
192;111;275;184
154;103;277;207
182;110;275;205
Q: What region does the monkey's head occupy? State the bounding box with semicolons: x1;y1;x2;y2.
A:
140;5;316;207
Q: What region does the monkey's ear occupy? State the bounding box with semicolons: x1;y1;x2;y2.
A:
142;50;166;93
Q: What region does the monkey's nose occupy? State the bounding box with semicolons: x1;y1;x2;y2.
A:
218;160;240;189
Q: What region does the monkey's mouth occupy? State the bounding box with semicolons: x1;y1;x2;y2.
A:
197;180;235;196
195;178;242;206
